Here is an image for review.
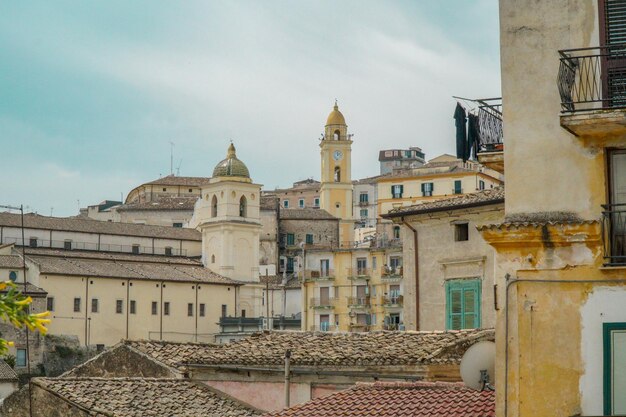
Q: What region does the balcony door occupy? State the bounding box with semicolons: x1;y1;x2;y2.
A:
356;285;367;303
320;259;330;277
609;150;626;263
600;0;626;107
319;287;330;305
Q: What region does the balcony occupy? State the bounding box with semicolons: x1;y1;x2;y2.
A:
381;266;403;280
359;200;369;207
305;270;335;281
347;296;371;308
347;268;371;280
476;98;504;173
602;204;626;266
381;295;404;307
558;45;626;138
349;323;370;332
309;297;337;309
310;323;338;332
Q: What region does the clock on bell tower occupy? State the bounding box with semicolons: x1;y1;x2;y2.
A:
319;101;354;243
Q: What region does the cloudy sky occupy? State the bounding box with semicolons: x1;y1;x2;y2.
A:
1;1;501;216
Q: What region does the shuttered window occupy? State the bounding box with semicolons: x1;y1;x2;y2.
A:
446;279;481;330
601;0;626;106
602;0;626;45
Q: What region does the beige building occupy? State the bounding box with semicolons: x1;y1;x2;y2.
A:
378;147;426;175
264;179;320;210
384;187;504;332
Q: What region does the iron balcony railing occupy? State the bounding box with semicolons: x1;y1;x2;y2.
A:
347;267;371;279
305;270;335;280
558;44;626;112
602;204;626;266
381;295;404;306
381;266;403;279
310;323;338;332
477;98;503;152
309;297;337;308
347;296;371;307
349;323;370;332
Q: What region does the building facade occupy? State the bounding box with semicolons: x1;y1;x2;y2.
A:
378;147;426;175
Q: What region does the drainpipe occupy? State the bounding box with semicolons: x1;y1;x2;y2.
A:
401;218;419;330
160;281;164;340
284;349;291;408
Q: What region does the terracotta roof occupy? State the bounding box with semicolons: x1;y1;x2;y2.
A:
0;213;201;241
0;255;23;269
144;175;213;187
0;360;18;381
264;382;494;417
385;187;504;218
183;329;494;367
124;340;219;370
116;197;198;212
32;377;260;416
260;196;279;211
279;209;337;220
28;255;239;285
24;248;202;265
3;282;48;296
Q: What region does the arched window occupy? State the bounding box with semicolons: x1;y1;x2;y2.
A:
334;167;341;182
333;130;340;140
211;195;218;218
239;195;247;217
211;255;216;264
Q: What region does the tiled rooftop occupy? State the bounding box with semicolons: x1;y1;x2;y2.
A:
0;255;23;269
24;247;202;265
28;254;239;285
385;187;504;217
279;208;337;220
0;212;201;241
33;377;260;416
117;197;198;212
263;382;495;417
182;329;494;367
124;340;219;370
144;175;213;187
0;360;18;381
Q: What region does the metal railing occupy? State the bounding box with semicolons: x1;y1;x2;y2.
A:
347;267;371;279
349;323;370;332
602;204;626;266
1;237;187;256
310;323;338;332
309;297;337;308
381;266;403;279
347;296;371;307
558;44;626;112
358;200;369;207
477;98;503;152
381;295;404;306
305;270;335;280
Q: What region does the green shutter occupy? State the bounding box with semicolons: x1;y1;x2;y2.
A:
446;279;481;330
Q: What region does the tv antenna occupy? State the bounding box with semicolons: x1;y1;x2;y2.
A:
176;159;183;176
169;141;175;175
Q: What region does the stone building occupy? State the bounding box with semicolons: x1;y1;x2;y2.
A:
384;187;504;332
264;179;321;210
378;147;426;175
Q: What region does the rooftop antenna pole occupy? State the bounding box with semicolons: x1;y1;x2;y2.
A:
169;141;175;176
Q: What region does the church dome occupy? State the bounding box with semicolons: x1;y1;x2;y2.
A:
212;143;250;178
326;102;346;126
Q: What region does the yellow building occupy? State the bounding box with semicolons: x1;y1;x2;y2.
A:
480;1;626;416
302;103;405;332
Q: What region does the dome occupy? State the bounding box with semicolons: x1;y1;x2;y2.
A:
326;102;346;126
212;143;250;178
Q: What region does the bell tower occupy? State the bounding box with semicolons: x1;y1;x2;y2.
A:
319;101;354;243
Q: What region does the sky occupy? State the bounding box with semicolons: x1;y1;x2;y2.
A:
0;1;501;216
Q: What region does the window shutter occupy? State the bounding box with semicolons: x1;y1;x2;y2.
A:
603;0;626;45
421;183;425;192
400;185;404;193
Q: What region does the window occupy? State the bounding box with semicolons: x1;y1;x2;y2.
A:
320;314;330;331
199;303;206;317
188;303;193;317
286;257;294;273
188;188;193;193
130;300;136;314
172;223;183;228
165;247;173;256
389;257;402;272
314;198;320;207
455;223;469;242
320;259;330;277
603;322;626;415
393;226;401;239
16;349;26;367
360;209;368;219
211;254;215;264
8;271;17;282
607;150;626;264
359;193;369;203
306;234;314;245
391;185;404;199
239;196;247;217
241;309;246;318
64;240;72;250
287;233;295;246
164;302;170;316
283;200;289;208
29;237;38;248
357;258;367;275
211;195;218;218
479;180;485;190
299;199;305;208
151;301;158;315
454;180;463;194
334;167;341;182
132;245;140;254
47;297;55;312
162;188;167;192
73;297;81;312
421;182;434;197
91;298;99;313
445;279;481;330
221;304;227;317
116;300;123;314
372;256;377;269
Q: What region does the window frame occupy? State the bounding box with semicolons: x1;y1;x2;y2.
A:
16;348;27;367
188;303;194;317
603;322;626;415
73;297;81;313
164;302;170;316
298;198;305;208
455;223;470;242
305;234;314;245
151;301;158;316
91;298;99;313
130;300;136;315
286;233;295;246
199;303;206;317
46;296;55;312
445;279;481;330
115;299;123;314
391;185;404;199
